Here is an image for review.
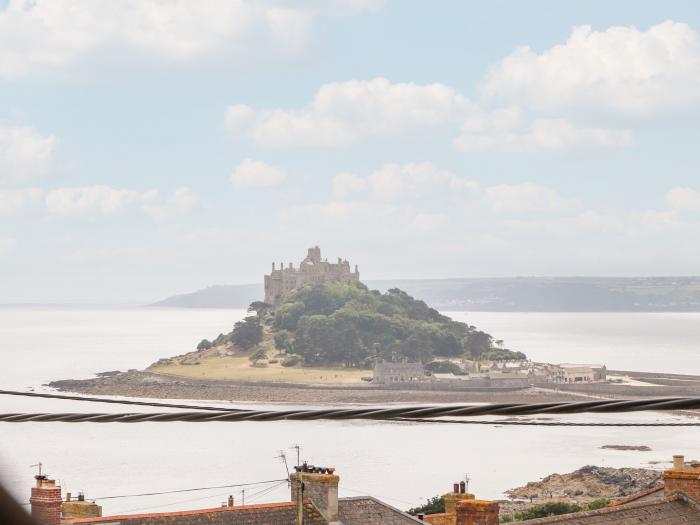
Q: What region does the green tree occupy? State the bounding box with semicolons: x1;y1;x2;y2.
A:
273;330;294;353
248;301;272;319
513;502;582;520
425;360;462;374
465;331;493;359
249;348;268;363
196;339;212;351
231;316;263;350
407;496;444;516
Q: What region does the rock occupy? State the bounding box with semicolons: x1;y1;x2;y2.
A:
505;466;662;501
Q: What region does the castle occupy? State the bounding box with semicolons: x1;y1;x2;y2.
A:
264;246;360;303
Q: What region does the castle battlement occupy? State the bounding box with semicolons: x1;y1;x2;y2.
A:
264;246;360;303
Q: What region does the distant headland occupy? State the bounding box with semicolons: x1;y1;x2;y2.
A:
151;273;700;313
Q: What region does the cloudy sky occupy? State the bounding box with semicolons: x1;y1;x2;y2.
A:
2;0;700;303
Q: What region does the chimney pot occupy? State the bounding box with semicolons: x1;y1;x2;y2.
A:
673;455;685;470
66;492;71;502
460;481;466;494
453;483;460;493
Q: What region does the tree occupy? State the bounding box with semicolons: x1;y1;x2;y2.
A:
249;348;268;363
465;331;493;359
231;316;263;350
273;330;294;353
248;301;272;319
407;496;444;516
425;360;462;374
196;339;212;351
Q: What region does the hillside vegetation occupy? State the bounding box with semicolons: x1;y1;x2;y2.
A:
202;281;521;368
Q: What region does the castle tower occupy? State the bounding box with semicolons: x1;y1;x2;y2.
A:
264;246;360;304
307;246;321;264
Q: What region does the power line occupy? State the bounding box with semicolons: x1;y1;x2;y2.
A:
1;396;700;424
92;478;288;500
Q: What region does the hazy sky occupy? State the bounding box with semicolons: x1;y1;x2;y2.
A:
2;0;700;303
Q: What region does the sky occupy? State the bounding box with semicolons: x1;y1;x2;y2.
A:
2;0;700;303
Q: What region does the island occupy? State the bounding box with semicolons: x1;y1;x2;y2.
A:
49;247;700;403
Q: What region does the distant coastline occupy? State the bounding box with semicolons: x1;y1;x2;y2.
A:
149;276;700;312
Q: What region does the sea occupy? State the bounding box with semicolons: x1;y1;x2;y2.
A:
1;306;700;515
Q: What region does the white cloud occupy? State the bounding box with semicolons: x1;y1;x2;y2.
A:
230;159;287;189
142;187;203;219
455;107;633;152
45;185;201;216
484;183;572;214
332;172;368;198
331;162;478;202
0;1;378;79
0;237;16;254
506;209;679;237
0;126;56;180
225;78;474;147
0;188;43;214
666;186;700;210
46;186;142;214
483;21;700;114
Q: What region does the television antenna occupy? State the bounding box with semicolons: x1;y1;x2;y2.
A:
276;450;290;479
464;473;471;494
30;463;43;477
291;444;302;466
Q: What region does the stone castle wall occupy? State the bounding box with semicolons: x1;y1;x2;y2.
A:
264;246;360;303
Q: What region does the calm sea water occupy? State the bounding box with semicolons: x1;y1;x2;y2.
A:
1;306;700;515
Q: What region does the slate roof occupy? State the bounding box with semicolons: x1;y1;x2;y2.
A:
609;485;665;507
338;496;424;524
515;494;700;525
63;500;326;525
63;496;421;525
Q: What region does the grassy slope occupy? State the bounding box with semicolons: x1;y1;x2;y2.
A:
147;329;368;384
149;356;368;384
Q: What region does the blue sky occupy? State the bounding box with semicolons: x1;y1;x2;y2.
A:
1;0;700;302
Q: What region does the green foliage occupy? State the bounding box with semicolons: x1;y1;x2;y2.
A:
265;281;520;367
247;301;272;318
282;356;301;367
231;316;263;350
249;348;268;363
273;330;294;353
407;496;444;516
584;499;610;511
196;339;212;351
212;333;230;346
425;360;463;374
501;499;612;521
482;349;527;361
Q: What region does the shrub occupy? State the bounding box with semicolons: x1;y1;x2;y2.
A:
282;356;301;367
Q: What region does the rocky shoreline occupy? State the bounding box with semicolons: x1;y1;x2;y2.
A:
47;368;700;406
49;370;588;405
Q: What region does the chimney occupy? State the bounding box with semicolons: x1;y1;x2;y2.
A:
455;499;500;525
228;495;234;507
290;464;339;524
664;453;700;501
444;483;475;514
674;455;685;470
30;476;62;525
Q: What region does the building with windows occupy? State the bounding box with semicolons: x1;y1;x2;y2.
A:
264;246;360;304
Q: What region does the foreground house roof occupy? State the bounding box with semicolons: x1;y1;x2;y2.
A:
516;494;700;525
62;497;422;525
